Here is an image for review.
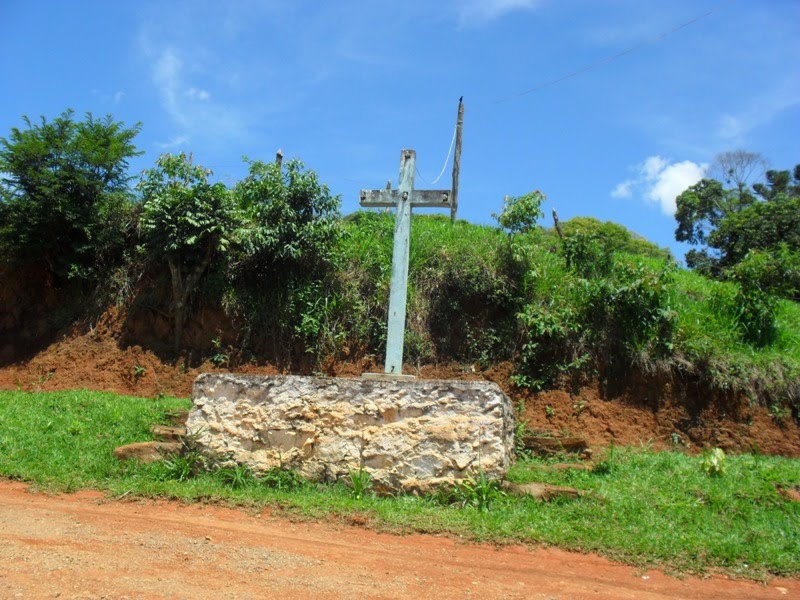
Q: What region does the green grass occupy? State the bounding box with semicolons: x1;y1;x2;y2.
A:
1;389;799;579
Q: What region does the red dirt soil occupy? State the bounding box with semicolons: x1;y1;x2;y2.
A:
1;305;798;456
0;480;796;600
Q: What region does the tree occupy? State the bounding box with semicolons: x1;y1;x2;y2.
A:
233;157;340;282
138;153;238;352
0;110;141;282
711;150;766;201
494;190;545;235
675;160;800;278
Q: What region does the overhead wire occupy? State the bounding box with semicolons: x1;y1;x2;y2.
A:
413;2;731;181
493;0;734;104
415;114;459;185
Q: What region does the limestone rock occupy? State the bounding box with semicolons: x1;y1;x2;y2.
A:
150;425;185;442
113;441;181;463
188;373;515;493
501;481;584;501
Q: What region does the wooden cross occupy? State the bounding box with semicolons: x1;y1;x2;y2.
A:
360;149;454;375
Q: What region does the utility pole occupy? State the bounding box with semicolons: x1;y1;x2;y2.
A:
451;97;464;223
359;150;455;376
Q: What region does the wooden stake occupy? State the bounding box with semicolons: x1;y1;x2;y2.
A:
451;97;464;223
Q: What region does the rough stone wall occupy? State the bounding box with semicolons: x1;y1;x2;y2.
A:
188;374;515;493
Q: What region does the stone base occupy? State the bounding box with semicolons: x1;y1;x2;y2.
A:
187;373;515;493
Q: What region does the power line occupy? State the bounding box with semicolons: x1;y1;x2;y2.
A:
415;112;459;185
494;0;733;104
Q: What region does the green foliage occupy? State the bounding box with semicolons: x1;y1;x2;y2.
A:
138;152;238;351
0;110;141;282
224;158;342;361
347;467;372;500
675;160;800;286
432;470;506;511
512;236;675;389
258;467;306;491
233;157;340;280
560;217;672;261
701;448;727;477
157;451;207;482
494;190;545;234
138;153;236;258
215;464;257;489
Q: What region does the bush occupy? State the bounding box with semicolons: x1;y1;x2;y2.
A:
0;110;141;283
494;190;544;234
138;152;238;351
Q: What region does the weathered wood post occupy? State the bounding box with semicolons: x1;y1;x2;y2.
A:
451;97;464;223
360;150;453;376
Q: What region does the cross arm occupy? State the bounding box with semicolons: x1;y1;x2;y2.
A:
359;189;452;208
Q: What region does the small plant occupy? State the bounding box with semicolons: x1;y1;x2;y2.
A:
209;337;229;367
348;467;372;499
593;442;618;475
433;470;505;511
132;364;146;381
215;464;256;489
260;467;306;491
158;450;206;482
572;399;587;415
701;447;727;477
769;403;789;426
545;405;556;419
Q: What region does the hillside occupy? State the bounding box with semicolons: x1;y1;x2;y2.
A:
1;212;798;455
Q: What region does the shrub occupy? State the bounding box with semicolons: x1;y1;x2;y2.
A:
0;110;141;283
494;190;545;234
138;152;238;352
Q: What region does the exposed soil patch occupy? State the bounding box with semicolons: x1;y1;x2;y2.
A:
0;306;798;456
0;309;800;457
0;480;796;599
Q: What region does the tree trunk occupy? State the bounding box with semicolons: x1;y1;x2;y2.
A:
166;256;186;355
166;245;215;355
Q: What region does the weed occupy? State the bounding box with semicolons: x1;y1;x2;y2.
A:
215;464;256;489
132;364;146;381
701;447;727;477
545;405;555;419
432;469;505;512
348;467;372;500
260;467;306;491
157;451;206;482
209;337;229;367
769;403;790;425
593;443;618;475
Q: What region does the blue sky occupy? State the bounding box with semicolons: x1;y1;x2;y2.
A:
1;0;798;260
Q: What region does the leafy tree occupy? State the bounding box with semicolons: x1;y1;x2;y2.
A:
494;190;545;235
675;160;800;278
230;157;341;356
138;153;238;352
0;110;141;282
234;157;340;279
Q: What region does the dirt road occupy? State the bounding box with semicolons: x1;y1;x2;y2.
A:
0;481;795;599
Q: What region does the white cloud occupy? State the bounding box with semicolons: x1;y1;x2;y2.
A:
613;156;708;215
186;87;210;101
154;135;190;150
141;39;247;145
454;0;543;25
716;74;800;144
611;180;632;199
